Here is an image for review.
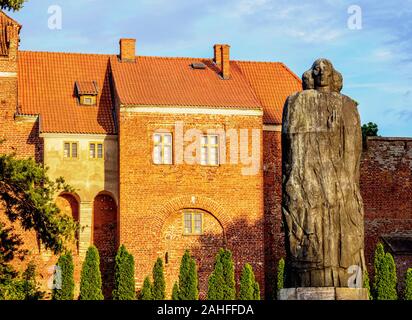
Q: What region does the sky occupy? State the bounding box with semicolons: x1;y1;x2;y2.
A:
7;0;412;137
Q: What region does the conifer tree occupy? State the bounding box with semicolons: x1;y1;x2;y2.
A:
52;251;74;300
152;258;166;300
373;243;398;300
112;245;135;300
363;269;372;300
239;264;260;300
139;276;153;300
79;246;103;300
277;258;285;294
207;249;235;300
404;268;412;301
178;250;198;300
171;282;179;300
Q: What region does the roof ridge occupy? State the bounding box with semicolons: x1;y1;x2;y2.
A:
19;50;115;57
278;62;302;83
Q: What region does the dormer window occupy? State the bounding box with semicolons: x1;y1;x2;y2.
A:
75;81;98;106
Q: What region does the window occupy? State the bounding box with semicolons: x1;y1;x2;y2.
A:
63;142;79;159
89;142;104;159
183;210;203;235
153;133;173;165
200;135;219;166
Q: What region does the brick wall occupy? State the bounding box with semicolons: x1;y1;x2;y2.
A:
360;137;412;291
118;110;265;298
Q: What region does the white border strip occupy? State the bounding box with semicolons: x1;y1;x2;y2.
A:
40;133;118;140
120;106;263;117
263;125;282;132
0;72;17;78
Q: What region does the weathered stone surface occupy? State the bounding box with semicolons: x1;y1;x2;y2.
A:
335;288;369;300
282;59;366;288
296;287;336;300
277;288;298;300
278;287;369;300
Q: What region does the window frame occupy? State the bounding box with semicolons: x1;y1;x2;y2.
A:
63;141;79;160
182;210;204;236
200;134;220;167
153;132;173;165
89;142;104;160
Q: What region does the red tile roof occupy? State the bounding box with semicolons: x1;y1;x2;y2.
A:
17;50;302;134
236;61;302;124
75;80;99;95
18;51;116;134
110;56;262;110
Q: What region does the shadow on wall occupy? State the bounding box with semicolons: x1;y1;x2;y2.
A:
162;217;267;300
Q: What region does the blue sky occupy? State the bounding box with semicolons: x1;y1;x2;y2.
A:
8;0;412;137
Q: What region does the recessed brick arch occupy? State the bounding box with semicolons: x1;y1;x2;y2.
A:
157;195;233;237
93;192;118;299
56;193;80;253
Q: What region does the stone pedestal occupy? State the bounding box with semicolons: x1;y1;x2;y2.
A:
278;288;369;301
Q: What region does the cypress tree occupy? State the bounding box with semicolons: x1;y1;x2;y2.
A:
404;268;412;300
277;258;285;294
239;264;258;300
171;282;179;300
207;253;224;300
152;258;166;300
363;269;372;300
221;249;236;300
79;246;104;300
178;250;199;300
52;251;74;300
373;243;398;300
112;245;135;300
253;281;260;300
139;276;153;300
207;249;235;300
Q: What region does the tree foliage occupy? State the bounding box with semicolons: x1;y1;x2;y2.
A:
79;246;103;300
276;258;285;294
0;261;43;300
207;248;235;300
373;243;397;300
0;0;26;11
171;282;179;300
239;264;260;300
139;276;153;300
404;268;412;301
0;154;77;259
177;250;198;300
52;251;74;300
363;269;372;300
152;258;166;300
112;245;135;300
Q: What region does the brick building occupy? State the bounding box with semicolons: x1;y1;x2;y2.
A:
0;11;410;299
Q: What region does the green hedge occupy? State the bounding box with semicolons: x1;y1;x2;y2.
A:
112;245;135;300
79;246;103;300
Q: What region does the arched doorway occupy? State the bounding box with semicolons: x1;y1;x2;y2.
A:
93;193;117;299
56;193;80;253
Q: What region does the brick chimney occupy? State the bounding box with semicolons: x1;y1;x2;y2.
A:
213;44;222;67
213;44;230;80
119;38;136;62
221;44;230;80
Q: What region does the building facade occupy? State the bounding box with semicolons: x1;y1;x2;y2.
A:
0;12;410;299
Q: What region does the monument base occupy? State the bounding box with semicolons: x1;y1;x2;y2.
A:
278;287;369;300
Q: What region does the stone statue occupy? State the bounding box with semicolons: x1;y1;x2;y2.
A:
282;59;366;288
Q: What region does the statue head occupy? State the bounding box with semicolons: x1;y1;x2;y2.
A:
302;59;343;93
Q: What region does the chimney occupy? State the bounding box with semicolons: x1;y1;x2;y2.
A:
220;44;230;80
119;38;136;62
213;44;222;67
